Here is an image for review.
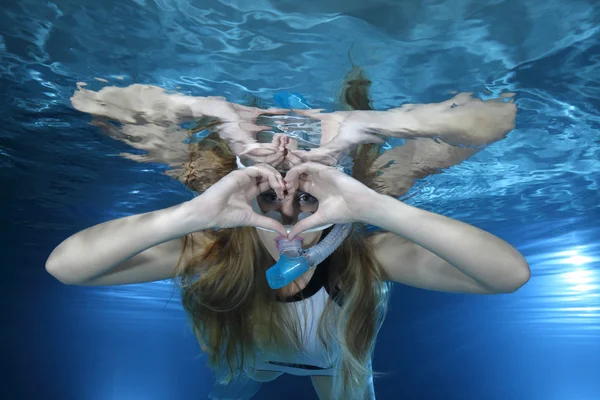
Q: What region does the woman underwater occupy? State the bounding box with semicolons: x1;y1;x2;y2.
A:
46;68;530;400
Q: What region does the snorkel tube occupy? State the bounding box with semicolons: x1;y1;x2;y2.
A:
266;223;352;289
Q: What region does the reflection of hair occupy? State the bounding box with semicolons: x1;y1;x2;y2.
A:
177;226;389;399
175;72;391;398
165;128;236;193
339;65;373;111
339;66;385;196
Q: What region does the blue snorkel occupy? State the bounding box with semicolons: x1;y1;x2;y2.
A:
266;223;353;289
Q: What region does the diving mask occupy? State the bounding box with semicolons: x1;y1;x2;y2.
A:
251;198;333;234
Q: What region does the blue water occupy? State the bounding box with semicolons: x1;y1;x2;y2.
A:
1;0;599;399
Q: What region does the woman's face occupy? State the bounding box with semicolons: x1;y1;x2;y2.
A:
254;189;323;260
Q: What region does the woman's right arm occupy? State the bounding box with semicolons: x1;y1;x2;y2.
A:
45;200;209;286
45;164;287;286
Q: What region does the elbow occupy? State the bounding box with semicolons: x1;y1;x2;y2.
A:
45;257;84;286
510;255;532;292
505;263;531;293
492;257;531;294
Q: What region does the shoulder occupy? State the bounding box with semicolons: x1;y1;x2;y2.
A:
364;231;419;281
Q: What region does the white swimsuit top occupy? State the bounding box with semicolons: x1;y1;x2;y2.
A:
249;259;344;377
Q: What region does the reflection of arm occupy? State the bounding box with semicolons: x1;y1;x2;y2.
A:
348;93;517;147
71;83;258;162
363;140;477;198
335;66;511;198
71;83;238;124
90;119;191;167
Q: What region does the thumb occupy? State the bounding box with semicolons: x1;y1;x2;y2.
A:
247;213;288;237
288;212;328;239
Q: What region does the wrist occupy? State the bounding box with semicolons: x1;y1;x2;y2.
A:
175;197;216;234
354;191;392;225
356;193;412;228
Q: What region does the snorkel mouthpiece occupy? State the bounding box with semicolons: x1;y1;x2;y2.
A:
266;237;308;289
266;251;311;290
265;223;353;289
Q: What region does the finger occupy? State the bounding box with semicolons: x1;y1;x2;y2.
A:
246;171;284;199
284;150;303;166
246;162;280;176
267;152;286;168
288;212;328;239
285;136;298;150
263;169;285;200
283;162;317;199
256;163;286;192
246;179;274;200
261;164;286;198
241;149;285;166
296;177;317;195
259;154;285;171
253;177;283;200
245;165;284;199
248;213;288;236
291;109;325;118
272;134;287;154
271;134;281;145
277;135;286;151
282;168;301;194
256;180;272;194
284;162;326;185
239;146;277;157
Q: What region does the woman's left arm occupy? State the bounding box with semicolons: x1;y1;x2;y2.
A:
284;163;530;295
364;195;531;294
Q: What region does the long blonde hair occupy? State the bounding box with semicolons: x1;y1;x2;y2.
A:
176;66;391;399
178;225;389;398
